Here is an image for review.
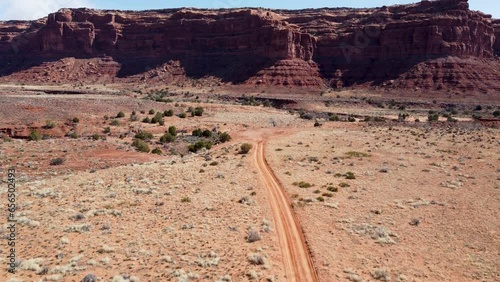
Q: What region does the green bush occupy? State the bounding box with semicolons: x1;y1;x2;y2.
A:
132;139;150;153
160;133;176;143
218;132;232;143
92;133;101;141
188;140;213;153
168;126;177;136
164;109;174;117
116;111;125;118
135;131;154;140
151;112;164;124
178;113;187;119
493;110;500;117
345;172;356;179
428;113;439;122
50;158;65;166
29;131;42;141
152;148;163;155
45;120;56;129
142;117;151;123
103;127;111;134
111;119;120;126
158;119;165;126
181;196;191;203
239;143;252;154
192;128;203;137
293;181;312;188
193;107;204;116
149;109;155;115
329;115;340;122
70;132;78;139
72;117;80;123
202;129;212;138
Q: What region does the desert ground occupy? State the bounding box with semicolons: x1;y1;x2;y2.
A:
0;84;498;282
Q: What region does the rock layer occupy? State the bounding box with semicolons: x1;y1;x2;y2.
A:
0;0;499;92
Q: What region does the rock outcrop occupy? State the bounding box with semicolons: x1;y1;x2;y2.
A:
0;0;499;92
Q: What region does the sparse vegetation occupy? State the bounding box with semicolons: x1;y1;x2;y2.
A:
135;131;154;140
116;111;125;118
152;148;163;155
45;120;56;129
293;181;312;188
132;139;150;153
239;143;252;154
49;158;65;166
29;131;42;141
188;140;213;153
160;133;176;143
72;117;80;123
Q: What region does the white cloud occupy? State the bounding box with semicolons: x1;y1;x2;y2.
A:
0;0;94;21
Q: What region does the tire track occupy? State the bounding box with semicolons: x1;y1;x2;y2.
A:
253;140;318;282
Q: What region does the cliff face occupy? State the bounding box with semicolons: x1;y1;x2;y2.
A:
0;0;499;92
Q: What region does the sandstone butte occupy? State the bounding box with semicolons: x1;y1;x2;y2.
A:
0;0;499;93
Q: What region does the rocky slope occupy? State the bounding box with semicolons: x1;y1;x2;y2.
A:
0;0;499;92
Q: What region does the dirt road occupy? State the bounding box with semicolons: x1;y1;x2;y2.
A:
253;140;319;282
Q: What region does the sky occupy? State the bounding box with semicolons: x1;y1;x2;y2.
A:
0;0;499;21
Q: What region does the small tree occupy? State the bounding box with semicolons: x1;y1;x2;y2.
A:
240;143;252;154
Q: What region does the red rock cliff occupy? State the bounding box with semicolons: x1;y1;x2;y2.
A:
0;0;499;91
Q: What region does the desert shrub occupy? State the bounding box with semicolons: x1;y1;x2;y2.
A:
187;106;194;113
317;196;325;202
50;158;65;166
188;140;213;153
178;112;187;118
192;128;203;137
130;114;139;122
45;120;56;129
164;109;174;117
239;143;252;154
72;117;80;123
103;127;111;134
140;110;146;114
194;107;204;116
247;253;266;265
346;151;370;158
493;110;500;117
299;111;313;120
135;131;153;140
152;148;163;155
218;132;232;143
149;109;155;115
2;136;12;142
314;121;322;127
293;181;312;188
322;192;334;198
327;186;338;192
339;182;350;188
132;139;150;153
329;115;340;121
92;133;101;141
110;119;120;126
142;117;151;123
160;133;175;143
246;229;261;243
428;113;439;122
474;105;482;111
168;126;177;136
29;131;42;141
151;112;164;124
202;129;212;138
345;172;356;179
209;161;219;166
158;119;165;126
447;117;458;123
70;132;78;139
116;111;125;118
181;196;191;203
348;116;356;122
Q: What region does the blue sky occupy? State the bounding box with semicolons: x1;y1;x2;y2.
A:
1;0;499;21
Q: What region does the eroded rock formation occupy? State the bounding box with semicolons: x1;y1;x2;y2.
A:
0;0;499;92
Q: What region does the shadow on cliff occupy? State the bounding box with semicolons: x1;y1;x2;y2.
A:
115;55;277;83
319;55;444;88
